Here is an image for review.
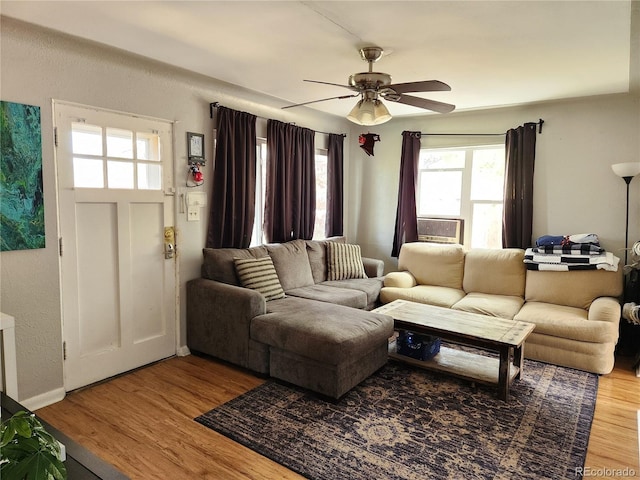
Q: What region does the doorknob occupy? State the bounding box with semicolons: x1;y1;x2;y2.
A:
164;227;175;259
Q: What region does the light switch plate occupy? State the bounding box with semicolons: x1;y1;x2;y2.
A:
187;206;200;222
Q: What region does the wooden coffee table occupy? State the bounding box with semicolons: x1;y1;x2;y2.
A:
373;299;535;401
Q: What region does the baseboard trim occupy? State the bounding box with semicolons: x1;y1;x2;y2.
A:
20;387;66;411
177;345;191;357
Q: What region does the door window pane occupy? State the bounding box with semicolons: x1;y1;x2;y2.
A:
106;128;134;159
136;132;160;161
137;163;162;190
418;171;462;216
72;123;102;156
73;158;104;188
107;161;134;189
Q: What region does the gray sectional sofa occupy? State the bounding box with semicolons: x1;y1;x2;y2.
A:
187;237;394;398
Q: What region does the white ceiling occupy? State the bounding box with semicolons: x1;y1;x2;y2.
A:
1;1;634;119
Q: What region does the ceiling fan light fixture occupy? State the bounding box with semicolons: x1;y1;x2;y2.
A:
346;98;392;126
372;99;391;125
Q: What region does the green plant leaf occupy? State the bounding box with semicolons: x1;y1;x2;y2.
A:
0;410;67;479
1;447;67;480
9;412;33;439
41;451;67;480
1;456;34;480
33;430;60;456
1;423;16;447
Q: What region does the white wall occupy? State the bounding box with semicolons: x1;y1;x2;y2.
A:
0;17;350;404
347;94;640;273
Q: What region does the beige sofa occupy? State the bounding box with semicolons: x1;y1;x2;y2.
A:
381;242;623;374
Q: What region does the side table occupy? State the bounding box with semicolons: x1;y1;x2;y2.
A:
0;312;19;399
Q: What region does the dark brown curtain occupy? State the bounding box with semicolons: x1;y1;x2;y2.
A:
392;131;421;257
264;120;316;243
502;123;537;248
325;133;344;237
206;106;257;249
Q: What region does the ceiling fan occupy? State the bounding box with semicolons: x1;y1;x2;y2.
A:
282;46;455;125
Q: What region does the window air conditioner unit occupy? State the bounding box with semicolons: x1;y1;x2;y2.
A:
417;217;464;244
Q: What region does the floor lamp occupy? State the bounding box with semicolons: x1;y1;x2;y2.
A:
611;162;640;267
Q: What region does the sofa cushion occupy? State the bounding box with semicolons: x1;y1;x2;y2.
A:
202;245;268;285
266;239;315;291
234;256;285;301
524;332;616;375
398;243;465;289
306;236;346;284
524;269;623;309
384;271;417;288
321;277;384;309
252;297;393;364
462;248;526;297
514;301;618;343
380;285;466;308
451;292;524;319
327;242;367;280
286;284;367;309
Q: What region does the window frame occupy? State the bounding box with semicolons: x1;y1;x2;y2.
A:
417;144;505;248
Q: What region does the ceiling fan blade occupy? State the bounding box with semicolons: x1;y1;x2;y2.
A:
282;94;359;110
388;80;451;94
387;94;455;114
303;79;357;91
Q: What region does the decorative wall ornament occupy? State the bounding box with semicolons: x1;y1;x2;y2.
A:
0;101;45;251
359;133;380;156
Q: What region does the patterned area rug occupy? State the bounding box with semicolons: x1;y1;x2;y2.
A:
196;358;597;480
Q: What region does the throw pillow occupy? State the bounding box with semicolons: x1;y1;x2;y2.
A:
234;256;285;301
326;242;367;281
266;239;315;291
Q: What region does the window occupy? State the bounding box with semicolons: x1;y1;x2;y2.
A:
251;139;267;247
71;123;162;190
313;151;328;241
417;145;505;248
249;141;327;246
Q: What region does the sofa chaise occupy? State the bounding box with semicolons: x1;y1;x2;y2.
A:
381;242;623;374
187;237;394;398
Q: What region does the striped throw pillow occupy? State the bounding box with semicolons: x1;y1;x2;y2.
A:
234;256;285;301
326;242;367;281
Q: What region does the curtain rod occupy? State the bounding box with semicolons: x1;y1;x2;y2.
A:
210;102;346;137
416;119;545;137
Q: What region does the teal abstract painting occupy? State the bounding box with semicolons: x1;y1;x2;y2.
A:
0;101;45;251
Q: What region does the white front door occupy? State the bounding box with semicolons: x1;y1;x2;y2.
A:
54;102;176;391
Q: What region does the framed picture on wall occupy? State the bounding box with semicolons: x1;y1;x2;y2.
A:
0;100;45;251
187;132;205;164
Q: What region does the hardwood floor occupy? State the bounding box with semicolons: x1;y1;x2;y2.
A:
584;355;640;478
37;355;302;480
36;354;640;480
